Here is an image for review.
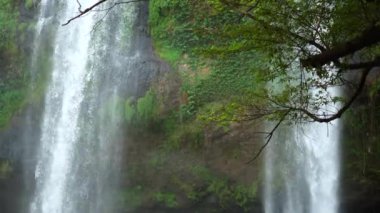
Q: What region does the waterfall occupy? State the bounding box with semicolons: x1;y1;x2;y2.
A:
29;1;136;212
264;89;340;213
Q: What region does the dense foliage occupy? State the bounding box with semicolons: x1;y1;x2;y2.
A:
148;0;380;209
0;0;379;211
149;0;267;124
150;0;380;124
0;0;37;127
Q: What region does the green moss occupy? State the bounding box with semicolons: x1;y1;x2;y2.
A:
124;98;136;123
24;0;34;9
153;41;181;67
162;117;204;151
0;160;12;179
0;87;27;128
137;90;158;122
124;90;159;127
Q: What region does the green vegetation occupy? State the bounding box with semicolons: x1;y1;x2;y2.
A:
152;41;181;67
0;160;12;179
150;0;380;124
145;0;380;209
0;89;27;126
119;185;145;209
0;0;379;211
149;0;262;119
154;191;178;208
189;165;257;209
0;0;18;50
123;150;259;211
0;0;38;128
343;101;380;185
147;1;266;163
24;0;35;9
124;89;159;127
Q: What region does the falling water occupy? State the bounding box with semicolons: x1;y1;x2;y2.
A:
29;1;136;212
264;89;340;213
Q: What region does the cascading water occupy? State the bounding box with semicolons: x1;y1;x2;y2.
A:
29;1;136;212
264;89;340;213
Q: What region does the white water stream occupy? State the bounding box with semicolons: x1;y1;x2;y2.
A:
31;1;94;211
28;1;340;212
264;90;340;213
29;1;136;212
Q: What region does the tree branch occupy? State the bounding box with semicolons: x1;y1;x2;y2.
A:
244;66;370;162
246;109;291;163
301;25;380;68
340;57;380;70
241;12;326;52
92;0;147;12
292;67;372;122
62;0;146;26
219;0;327;52
76;0;83;12
62;0;107;26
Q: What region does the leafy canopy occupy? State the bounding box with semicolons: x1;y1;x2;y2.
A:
151;0;380;123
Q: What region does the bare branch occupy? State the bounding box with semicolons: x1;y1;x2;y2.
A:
92;0;146;12
62;0;147;26
246;109;291;164
76;0;83;12
63;0;107;26
90;4;114;34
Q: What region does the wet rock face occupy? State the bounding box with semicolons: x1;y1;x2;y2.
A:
124;2;171;99
125;58;170;99
129;1;154;58
0;168;24;213
340;181;380;213
0;103;43;213
339;69;380;213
